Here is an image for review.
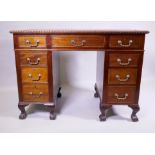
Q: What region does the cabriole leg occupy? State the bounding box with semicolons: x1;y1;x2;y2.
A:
129;105;140;122
99;104;111;121
18;104;28;120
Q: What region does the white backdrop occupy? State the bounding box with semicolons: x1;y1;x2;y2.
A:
0;21;155;132
0;21;154;89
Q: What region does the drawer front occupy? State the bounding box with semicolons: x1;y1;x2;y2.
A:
21;68;48;83
22;84;49;102
105;86;136;104
108;68;137;85
17;35;47;48
109;53;140;67
19;51;47;67
109;35;144;49
23;93;49;102
51;35;106;48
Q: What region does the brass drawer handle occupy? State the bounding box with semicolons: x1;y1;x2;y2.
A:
117;58;132;66
26;58;40;65
28;73;41;81
114;93;128;100
70;40;86;47
28;92;43;98
117;40;133;47
115;74;130;82
25;40;40;47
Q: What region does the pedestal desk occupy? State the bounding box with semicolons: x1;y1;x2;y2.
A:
10;30;149;121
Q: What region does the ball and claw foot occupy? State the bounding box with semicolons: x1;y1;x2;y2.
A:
99;114;106;121
19;112;27;119
18;104;27;120
50;113;56;120
129;106;139;122
99;105;111;122
131;113;139;122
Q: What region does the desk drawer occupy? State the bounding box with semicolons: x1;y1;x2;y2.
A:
105;86;136;104
109;35;144;49
51;35;106;48
109;53;140;67
19;51;48;67
23;93;49;102
108;68;137;85
23;84;49;94
21;68;48;83
22;84;49;102
16;35;47;48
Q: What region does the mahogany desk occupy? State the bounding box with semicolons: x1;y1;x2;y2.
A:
10;30;149;121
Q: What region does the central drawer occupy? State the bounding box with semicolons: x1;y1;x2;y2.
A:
21;68;48;83
108;68;137;85
51;35;106;48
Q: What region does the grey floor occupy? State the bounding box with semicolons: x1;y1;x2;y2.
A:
0;79;155;132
